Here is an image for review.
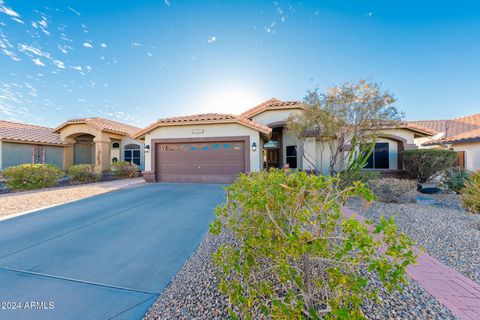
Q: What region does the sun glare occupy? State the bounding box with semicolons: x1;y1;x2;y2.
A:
202;85;264;115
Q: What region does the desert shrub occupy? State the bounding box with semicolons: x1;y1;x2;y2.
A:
462;171;480;213
111;161;138;178
210;169;415;319
3;163;63;190
338;169;380;189
368;178;417;203
402;149;457;183
443;167;471;193
67;164;101;183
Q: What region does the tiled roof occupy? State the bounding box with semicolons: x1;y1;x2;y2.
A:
240;98;302;119
134;113;272;139
410;114;480;145
0;120;67;145
54;117;141;136
409;114;480;138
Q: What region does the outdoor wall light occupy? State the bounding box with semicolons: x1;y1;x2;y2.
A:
145;144;150;152
251;142;257;151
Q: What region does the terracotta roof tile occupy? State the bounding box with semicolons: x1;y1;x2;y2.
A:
55;117;141;136
409;114;480;138
424;127;480;145
240;98;302;118
134;113;271;139
0;120;67;145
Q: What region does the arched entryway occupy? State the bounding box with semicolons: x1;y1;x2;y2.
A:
73;134;95;165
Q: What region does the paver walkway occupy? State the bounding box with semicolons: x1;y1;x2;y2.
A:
342;207;480;320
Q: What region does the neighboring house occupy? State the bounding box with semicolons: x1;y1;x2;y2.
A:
410;114;480;171
0;117;145;171
0;120;68;170
54;117;144;171
135;98;434;183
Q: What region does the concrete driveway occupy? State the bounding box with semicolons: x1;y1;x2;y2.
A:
0;183;225;320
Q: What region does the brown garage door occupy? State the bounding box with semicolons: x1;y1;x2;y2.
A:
155;140;247;183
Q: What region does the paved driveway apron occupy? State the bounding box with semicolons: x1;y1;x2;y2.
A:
0;183;225;320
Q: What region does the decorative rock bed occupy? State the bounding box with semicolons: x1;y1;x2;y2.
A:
145;230;457;320
348;198;480;285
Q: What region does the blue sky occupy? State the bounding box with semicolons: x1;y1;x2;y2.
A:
0;0;479;128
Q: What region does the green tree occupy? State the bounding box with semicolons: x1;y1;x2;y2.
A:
210;170;416;319
287;80;403;175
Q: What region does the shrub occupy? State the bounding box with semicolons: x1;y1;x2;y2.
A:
368;178;417;203
3;163;63;190
210;169;415;319
67;164;101;183
111;161;138;178
462;171;480;213
338;169;380;189
402;149;457;183
443;167;471;193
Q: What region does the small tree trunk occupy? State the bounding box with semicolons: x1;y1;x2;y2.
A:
302;253;313;311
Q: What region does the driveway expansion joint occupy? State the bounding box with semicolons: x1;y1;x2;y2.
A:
0;265;160;295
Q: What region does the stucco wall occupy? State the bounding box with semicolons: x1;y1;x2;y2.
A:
144;123;261;172
2;142;33;168
1;142;65;170
451;142;480;171
44;146;65;168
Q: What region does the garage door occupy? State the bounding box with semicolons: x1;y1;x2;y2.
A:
155;140;246;183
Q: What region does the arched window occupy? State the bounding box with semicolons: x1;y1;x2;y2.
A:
124;144;141;166
112;142;120;149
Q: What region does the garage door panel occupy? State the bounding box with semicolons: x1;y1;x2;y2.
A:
155;140;247;183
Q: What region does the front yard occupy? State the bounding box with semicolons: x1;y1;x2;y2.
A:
0;178;144;218
144;171;480;320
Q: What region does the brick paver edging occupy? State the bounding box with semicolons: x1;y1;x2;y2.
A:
342;207;480;320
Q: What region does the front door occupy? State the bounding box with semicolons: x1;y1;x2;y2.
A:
266;148;280;168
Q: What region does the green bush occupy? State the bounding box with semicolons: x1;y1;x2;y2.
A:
369;178;417;203
402;149;457;183
462;171;480;213
3;163;63;190
338;169;380;189
210;169;415;319
443;167;471;193
111;161;138;178
67;164;101;183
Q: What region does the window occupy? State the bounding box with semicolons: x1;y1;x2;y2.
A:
365;143;389;169
286;145;297;169
124;144;141;166
112;142;120;148
32;145;44;164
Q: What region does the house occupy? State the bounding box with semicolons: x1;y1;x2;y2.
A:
0;118;145;171
410;114;480;171
0;120;68;170
135;98;434;183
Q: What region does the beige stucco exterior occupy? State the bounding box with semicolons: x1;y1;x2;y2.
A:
57;123;144;171
143;123;262;172
449;142;480;171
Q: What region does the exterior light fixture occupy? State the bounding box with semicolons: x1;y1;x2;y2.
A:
145;145;150;152
251;142;257;151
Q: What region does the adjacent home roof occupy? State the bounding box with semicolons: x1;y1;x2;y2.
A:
409;114;480;145
409;114;480;138
240;98;302;119
134;113;272;139
0;120;67;145
54;117;141;137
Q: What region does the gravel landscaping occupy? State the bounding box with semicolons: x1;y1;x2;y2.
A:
0;178;144;218
145;230;457;320
347;198;480;285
